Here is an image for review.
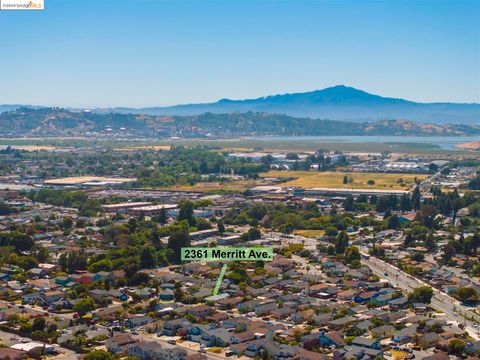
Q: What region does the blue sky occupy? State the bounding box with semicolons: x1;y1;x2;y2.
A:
0;0;479;107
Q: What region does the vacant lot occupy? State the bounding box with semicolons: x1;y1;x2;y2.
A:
261;171;427;189
293;229;326;238
44;176;136;185
164;180;265;193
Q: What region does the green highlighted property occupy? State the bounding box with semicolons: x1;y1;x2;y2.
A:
181;247;274;262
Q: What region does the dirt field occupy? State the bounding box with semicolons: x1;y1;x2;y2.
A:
0;145;58;151
261;171;427;189
293;229;326;237
165;180;265;192
456;141;480;150
113;145;172;151
43;176;136;185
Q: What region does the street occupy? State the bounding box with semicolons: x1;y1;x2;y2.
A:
361;252;480;340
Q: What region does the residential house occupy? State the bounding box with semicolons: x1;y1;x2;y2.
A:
371;324;395;338
351;337;381;350
163;318;189;336
230;331;256;344
125;315;153;328
327;316;357;330
392;324;418;344
418;332;441;349
127;341;187;360
42;290;64;304
187;305;213;318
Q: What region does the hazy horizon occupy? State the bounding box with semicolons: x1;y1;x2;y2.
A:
2;84;480;110
1;0;479;108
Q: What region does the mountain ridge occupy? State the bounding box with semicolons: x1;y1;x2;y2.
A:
2;85;479;124
0;107;478;137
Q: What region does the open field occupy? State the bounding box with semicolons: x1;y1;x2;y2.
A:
0;145;58;151
261;171;428;189
456;141;480;150
44;176;136;185
293;229;326;238
113;145;172;151
1;137;478;155
163;180;265;193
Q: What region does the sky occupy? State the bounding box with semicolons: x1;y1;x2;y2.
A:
0;0;479;107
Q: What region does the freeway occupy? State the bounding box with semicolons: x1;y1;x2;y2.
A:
361;252;480;339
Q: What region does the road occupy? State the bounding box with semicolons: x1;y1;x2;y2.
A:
361;253;480;339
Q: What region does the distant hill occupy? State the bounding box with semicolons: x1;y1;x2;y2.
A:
0;107;478;137
2;86;479;124
91;85;480;124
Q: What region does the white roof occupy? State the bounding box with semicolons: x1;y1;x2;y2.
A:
11;342;52;351
129;204;177;211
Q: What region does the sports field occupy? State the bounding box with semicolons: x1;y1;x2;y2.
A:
261;171;427;189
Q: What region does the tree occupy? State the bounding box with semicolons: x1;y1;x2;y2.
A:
425;233;436;252
178;201;195;226
32;316;46;332
140;246;156;269
472;233;480;255
404;232;414;247
241;227;262;241
0;231;34;253
149;227;161;249
343;196;355;211
129;272;151;286
335;231;349;254
61;216;74;230
452;197;465;228
468;175;480;190
36;247;49;263
73;297;96;316
345;246;361;264
411;252;424;262
88;259;112;273
400;193;412;211
156;207;168;224
408;286;433;304
343;175;348;184
448;339;465;356
196;218;212;231
84;350;114;360
442;243;456;264
416;205;438;229
455;287;478;304
217;220;225;233
387;214;400;229
411;187;421;210
167;230;191;264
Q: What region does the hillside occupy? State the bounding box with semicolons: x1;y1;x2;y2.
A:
0;108;478;138
92;85;480;125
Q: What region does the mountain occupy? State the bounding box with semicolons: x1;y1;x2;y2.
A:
93;85;480;125
0;107;478;137
2;86;479;124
